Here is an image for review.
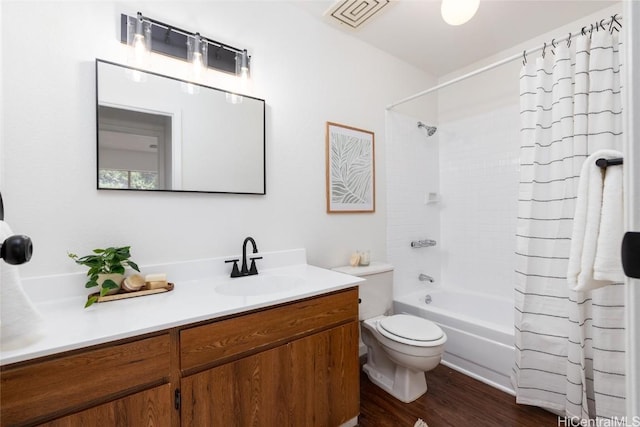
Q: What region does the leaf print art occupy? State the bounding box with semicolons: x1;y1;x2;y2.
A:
326;122;375;213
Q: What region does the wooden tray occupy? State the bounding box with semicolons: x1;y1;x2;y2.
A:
90;283;174;303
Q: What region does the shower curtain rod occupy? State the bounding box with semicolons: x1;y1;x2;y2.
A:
386;14;623;110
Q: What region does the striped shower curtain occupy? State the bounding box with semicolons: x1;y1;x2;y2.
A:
512;31;625;420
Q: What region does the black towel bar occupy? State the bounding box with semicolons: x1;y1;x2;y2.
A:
596;157;623;168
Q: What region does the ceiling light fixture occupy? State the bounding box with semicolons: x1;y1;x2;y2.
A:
440;0;480;26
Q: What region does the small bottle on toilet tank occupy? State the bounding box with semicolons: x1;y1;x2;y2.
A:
359;250;370;266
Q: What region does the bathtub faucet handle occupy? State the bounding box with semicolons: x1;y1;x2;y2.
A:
411;239;437;248
419;274;434;283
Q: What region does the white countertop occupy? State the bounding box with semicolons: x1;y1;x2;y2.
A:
0;249;363;366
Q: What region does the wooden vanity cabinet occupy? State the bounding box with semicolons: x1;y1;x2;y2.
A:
0;287;359;427
179;288;360;427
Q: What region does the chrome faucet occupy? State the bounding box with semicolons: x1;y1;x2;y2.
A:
419;274;434;283
225;236;262;278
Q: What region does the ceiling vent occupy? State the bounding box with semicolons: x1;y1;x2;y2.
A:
326;0;391;29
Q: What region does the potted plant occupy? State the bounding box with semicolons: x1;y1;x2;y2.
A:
68;246;140;308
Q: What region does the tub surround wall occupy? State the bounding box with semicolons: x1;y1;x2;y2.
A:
386;110;440;297
438;106;520;299
1;2;435;280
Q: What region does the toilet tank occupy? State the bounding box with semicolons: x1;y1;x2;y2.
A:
332;262;394;320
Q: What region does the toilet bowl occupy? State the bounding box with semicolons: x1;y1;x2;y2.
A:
361;314;446;403
331;263;446;403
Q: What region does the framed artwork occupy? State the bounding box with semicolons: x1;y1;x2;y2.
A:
326;122;375;213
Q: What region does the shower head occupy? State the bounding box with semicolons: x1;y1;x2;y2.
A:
417;121;437;137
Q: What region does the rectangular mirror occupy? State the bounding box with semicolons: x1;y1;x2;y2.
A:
96;59;265;194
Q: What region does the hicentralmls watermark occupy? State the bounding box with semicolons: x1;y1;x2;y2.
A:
558;417;640;427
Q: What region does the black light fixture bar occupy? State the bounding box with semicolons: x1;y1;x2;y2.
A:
120;13;247;75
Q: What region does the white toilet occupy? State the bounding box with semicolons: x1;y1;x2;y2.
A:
333;263;446;403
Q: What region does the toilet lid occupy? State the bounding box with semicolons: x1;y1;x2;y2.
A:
378;314;444;342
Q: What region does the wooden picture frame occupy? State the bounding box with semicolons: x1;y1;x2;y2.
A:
325;122;375;213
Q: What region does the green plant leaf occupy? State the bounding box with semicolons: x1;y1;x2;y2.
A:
112;265;125;275
85;296;98;308
102;279;119;289
85;280;98;288
127;261;140;272
93;248;105;254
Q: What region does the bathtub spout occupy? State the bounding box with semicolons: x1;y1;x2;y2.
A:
419;274;434;283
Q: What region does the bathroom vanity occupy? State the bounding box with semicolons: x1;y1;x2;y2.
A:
0;249;362;427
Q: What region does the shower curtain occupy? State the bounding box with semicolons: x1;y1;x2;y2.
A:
512;31;625;420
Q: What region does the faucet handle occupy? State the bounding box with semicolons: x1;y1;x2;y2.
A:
248;256;263;275
225;259;241;278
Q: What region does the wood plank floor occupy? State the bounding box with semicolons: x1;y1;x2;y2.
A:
359;364;559;427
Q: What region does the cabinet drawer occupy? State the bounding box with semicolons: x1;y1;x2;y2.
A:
180;288;358;372
0;334;170;426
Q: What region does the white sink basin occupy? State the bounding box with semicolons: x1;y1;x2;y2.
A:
215;274;304;296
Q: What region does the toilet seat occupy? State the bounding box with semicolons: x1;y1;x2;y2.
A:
376;314;445;347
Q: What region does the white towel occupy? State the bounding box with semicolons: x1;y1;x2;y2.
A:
0;220;45;349
594;159;625;282
567;150;624;292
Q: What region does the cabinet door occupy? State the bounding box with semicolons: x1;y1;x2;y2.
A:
181;345;289;427
40;384;172;427
1;334;170;426
289;321;360;426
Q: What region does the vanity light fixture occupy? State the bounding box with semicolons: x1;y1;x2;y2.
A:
440;0;480;26
224;49;251;104
121;12;251;78
126;12;151;68
237;49;250;80
187;33;208;79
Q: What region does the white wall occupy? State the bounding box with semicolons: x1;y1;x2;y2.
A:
435;4;622;298
1;1;434;278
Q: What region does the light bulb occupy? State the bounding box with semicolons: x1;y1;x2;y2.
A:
240;66;249;81
132;34;148;65
237;49;250;82
192;52;204;78
127;13;151;71
441;0;480;26
188;34;207;81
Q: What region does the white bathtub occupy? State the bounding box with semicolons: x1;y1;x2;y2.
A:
394;288;515;394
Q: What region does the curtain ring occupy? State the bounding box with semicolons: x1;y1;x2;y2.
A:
609;16;620;34
610;13;622;31
542;42;546;58
551;38;556;55
581;26;586;36
522;50;527;66
567;33;572;48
